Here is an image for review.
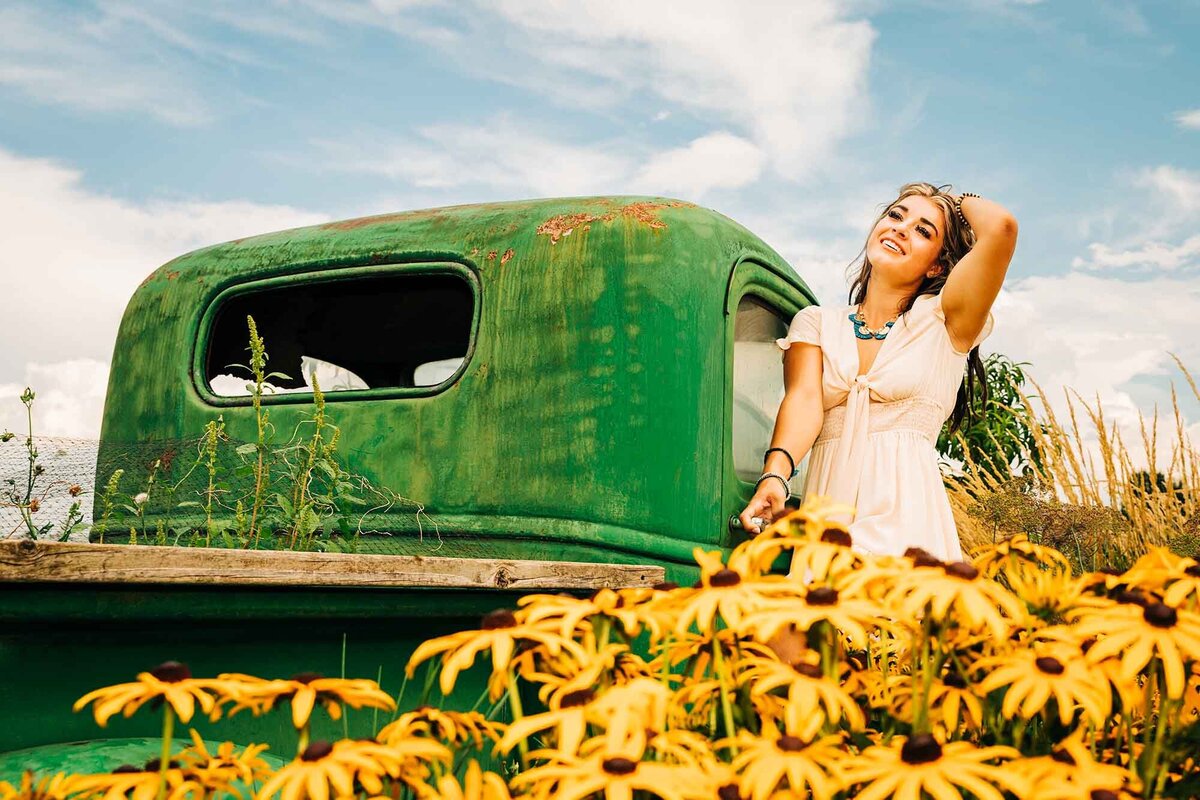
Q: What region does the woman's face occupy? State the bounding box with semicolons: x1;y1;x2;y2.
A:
866;194;948;281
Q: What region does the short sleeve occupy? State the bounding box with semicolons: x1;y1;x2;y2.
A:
776;305;821;351
932;293;994;354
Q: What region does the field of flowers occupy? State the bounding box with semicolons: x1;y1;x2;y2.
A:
6;495;1200;800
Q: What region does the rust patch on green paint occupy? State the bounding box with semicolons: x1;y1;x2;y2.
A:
500;248;514;265
536;201;691;245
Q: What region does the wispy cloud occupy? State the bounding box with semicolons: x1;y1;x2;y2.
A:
1175;109;1200;130
0;147;328;435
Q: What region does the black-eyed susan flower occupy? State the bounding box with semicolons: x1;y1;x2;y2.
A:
839;734;1026;800
974;532;1070;577
669;549;784;634
406;608;585;697
888;561;1024;639
73;661;240;727
176;729;271;794
69;761;192;800
739;586;883;650
1071;599;1200;698
1017;732;1142;800
495;687;595;756
512;736;696;800
219;672;396;731
430;760;511;800
736;644;864;739
257;738;450;800
723;729;844;800
0;772;78;800
518;588;645;640
377;706;504;749
975;642;1111;726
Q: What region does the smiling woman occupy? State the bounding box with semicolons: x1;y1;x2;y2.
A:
739;182;1017;563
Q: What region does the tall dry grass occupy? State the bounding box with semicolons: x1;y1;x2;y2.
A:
948;354;1200;570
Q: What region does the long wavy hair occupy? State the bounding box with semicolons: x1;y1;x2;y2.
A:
846;181;988;436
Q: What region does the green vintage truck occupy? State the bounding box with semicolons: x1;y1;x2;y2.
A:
0;196;816;774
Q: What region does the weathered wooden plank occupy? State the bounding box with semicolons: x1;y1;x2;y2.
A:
0;539;664;590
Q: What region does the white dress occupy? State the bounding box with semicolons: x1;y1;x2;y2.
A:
775;293;994;561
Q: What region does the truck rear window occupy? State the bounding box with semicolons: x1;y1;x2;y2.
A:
203;271;473;397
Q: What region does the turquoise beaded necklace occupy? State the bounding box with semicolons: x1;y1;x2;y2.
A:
849;305;897;340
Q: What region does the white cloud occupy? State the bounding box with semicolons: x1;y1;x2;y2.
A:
301;0;877;181
0;360;109;439
0;147;328;436
1072;235;1200;272
0;3;212;125
319;123;771;201
632;133;766;198
1176;109;1200;130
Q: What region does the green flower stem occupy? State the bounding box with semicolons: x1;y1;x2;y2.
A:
911;614;935;734
711;632;738;753
507;667;529;768
297;720;310;757
157;705;174;800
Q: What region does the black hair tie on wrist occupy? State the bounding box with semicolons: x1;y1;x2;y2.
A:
763;447;796;477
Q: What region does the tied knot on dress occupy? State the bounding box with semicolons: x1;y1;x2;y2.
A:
853;374;873;389
831;373;877;517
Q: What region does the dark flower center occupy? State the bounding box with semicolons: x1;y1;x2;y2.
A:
1098;567;1122;576
150;661;191;683
561;689;595;708
692;579;705;589
652;581;679;591
291;672;324;684
943;672;967;689
820;527;853;547
1144;602;1178;629
1185;564;1200;578
943;561;979;581
717;784;742;800
1090;791;1120;800
301;741;334;762
112;765;141;774
481;609;518;630
709;569;742;588
806;587;839;606
777;735;807;752
143;758;179;771
1080;637;1096;654
1051;748;1076;765
900;734;943;764
601;757;638;775
1035;656;1065;675
1115;589;1149;608
792;662;823;679
905;548;944;568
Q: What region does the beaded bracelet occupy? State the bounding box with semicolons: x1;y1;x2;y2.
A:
955;192;981;228
756;472;791;497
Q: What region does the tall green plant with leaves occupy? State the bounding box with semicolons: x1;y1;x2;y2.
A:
938;352;1046;483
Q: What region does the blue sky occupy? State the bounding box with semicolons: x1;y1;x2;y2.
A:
1;0;1198;472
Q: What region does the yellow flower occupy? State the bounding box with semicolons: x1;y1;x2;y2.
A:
0;772;78;800
512;734;698;800
1071;599;1200;698
406;608;585;697
736;645;864;739
975;643;1111;726
218;672;395;729
1003;561;1090;621
429;760;511;800
723;729;844;800
974;533;1070;577
887;561;1024;639
377;707;504;749
739;586;883;649
840;734;1026;800
73;661;239;726
888;672;985;734
257;738;450;800
669;549;786;634
69;761;194;800
496;687;595;756
1018;733;1142;799
176;729;271;795
518;587;645;639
